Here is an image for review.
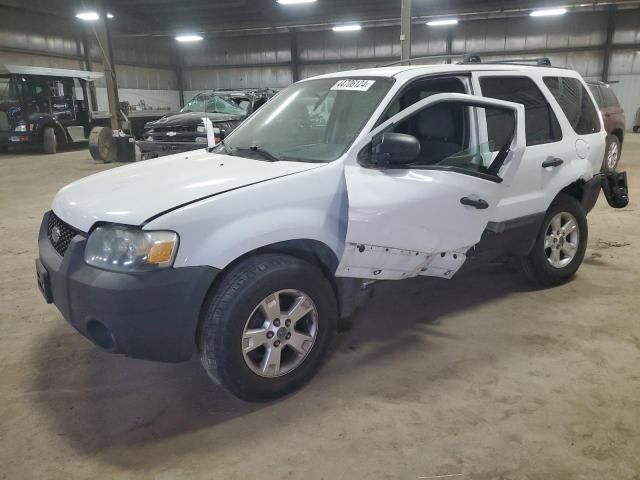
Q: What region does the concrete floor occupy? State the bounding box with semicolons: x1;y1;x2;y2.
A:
1;137;639;480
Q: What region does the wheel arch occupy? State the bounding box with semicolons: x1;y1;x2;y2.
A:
43;120;69;144
195;238;363;347
558;175;601;214
611;127;624;147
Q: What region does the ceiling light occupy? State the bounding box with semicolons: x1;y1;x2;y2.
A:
530;8;567;17
76;12;99;21
427;19;459;26
75;11;114;20
333;24;362;32
175;34;204;42
277;0;316;4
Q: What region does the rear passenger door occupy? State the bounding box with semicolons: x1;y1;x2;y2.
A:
472;74;571;222
542;76;605;172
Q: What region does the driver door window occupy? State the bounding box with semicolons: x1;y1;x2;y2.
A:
383;101;515;179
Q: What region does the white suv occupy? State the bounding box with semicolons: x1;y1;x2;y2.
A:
36;61;629;401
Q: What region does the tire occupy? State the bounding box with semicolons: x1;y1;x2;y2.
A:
199;254;338;402
522;194;588;286
43;127;57;154
602;134;621;172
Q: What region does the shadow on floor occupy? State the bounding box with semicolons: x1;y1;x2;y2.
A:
29;255;546;464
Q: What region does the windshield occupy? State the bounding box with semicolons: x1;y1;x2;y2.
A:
181;93;247;115
0;76;20;105
220;77;394;163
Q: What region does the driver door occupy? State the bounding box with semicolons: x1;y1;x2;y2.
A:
336;93;526;280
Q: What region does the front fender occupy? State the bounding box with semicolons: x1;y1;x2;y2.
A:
144;161;347;270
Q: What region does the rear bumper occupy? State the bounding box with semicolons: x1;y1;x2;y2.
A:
137;140;204;158
36;211;219;362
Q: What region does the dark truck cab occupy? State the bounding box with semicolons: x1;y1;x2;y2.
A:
138;89;275;159
0;65;105;154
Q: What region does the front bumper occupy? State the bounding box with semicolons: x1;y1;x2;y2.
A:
137;140;204;159
1;130;39;146
36;211;219;362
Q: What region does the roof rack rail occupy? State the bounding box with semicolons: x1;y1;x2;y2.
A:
459;53;552;67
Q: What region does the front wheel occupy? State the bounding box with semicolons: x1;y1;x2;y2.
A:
199;254;337;402
43;126;57;154
522;194;588;286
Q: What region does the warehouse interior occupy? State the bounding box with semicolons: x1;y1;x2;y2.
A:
1;0;639;478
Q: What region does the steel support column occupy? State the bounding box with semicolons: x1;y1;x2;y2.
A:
602;5;616;83
173;46;185;108
400;0;412;63
81;32;99;112
290;29;300;83
95;0;122;131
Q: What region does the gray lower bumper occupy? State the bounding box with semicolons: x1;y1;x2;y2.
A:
36;211;219;362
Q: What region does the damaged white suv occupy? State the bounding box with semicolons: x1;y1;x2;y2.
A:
36;60;629;401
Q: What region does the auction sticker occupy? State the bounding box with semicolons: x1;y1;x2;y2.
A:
331;79;376;91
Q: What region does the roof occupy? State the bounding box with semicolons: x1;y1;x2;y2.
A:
309;63;577;80
0;65;104;81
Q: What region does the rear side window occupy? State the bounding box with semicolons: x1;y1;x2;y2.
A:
480;76;562;146
543;77;601;135
588;84;604;108
601;86;620;108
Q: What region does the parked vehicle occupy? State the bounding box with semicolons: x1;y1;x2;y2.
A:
634;107;639;133
138;89;276;159
587;81;626;171
36;59;629;402
0;65;172;156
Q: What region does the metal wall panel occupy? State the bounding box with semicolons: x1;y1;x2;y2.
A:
612;9;640;44
183;66;292;90
180;35;291;68
0;9;80;57
298;26;400;62
450;12;606;55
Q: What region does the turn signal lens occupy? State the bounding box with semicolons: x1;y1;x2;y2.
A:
148;241;176;265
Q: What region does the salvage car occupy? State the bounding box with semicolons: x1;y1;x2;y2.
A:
587;81;626;171
36;60;629;402
138;89;275;158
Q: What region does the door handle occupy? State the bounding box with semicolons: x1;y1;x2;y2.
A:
460;197;489;209
542;158;564;168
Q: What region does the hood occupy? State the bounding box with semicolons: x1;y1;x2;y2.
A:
146;111;243;129
52;150;324;232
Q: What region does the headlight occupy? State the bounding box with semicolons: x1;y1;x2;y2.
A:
14;124;27;132
196;125;206;134
195;136;208;144
85;225;178;273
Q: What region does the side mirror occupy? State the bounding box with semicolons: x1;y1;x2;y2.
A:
371;133;420;167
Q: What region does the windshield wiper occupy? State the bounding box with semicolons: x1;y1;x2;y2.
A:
233;145;281;162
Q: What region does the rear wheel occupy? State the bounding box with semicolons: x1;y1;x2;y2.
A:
199;254;338;402
43;127;57;154
522;194;588;286
602;134;621;172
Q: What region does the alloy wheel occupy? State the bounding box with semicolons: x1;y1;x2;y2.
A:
544;212;580;269
242;289;318;378
607;141;619;170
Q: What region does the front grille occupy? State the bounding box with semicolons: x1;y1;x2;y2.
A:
47;213;82;257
